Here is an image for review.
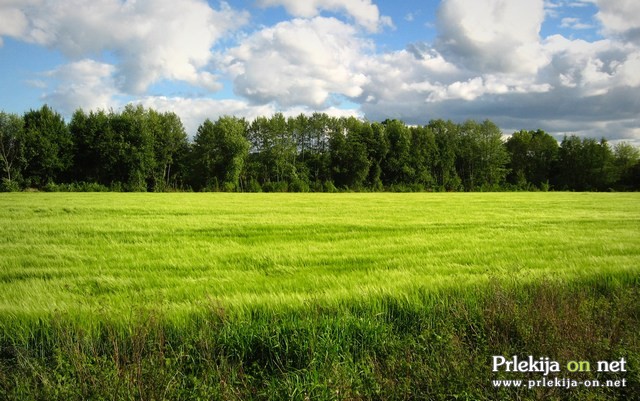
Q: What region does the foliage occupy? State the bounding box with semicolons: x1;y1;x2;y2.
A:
2;104;639;192
506;129;559;189
0;111;25;184
612;142;640;190
192;116;249;191
381;119;412;185
0;178;20;192
69;105;188;192
22;105;72;187
555;135;616;191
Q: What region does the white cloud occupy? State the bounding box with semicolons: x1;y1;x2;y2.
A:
256;0;392;32
0;0;248;93
135;96;275;136
592;0;640;39
568;1;594;7
358;48;555;126
225;17;372;108
356;19;639;143
41;59;119;114
2;0;640;145
425;75;552;102
615;51;640;87
0;4;29;46
560;17;594;30
544;1;562;18
436;0;547;74
355;47;468;121
541;35;640;96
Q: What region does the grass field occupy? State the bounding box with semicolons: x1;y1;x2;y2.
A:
1;193;639;400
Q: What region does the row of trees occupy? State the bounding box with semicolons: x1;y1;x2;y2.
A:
1;105;639;192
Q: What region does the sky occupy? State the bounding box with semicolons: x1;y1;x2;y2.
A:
1;0;639;144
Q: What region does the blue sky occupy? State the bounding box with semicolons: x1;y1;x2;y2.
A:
1;0;639;143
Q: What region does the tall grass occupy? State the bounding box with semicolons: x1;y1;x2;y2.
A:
0;193;639;399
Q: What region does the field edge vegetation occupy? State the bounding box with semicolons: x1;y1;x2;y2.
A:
1;274;639;401
1;105;639;194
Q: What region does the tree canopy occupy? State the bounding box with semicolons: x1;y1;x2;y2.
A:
1;105;638;192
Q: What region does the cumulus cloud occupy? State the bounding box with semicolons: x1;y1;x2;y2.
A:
436;0;547;74
353;0;640;143
356;1;640;143
358;46;551;124
592;0;640;40
425;75;552;102
2;0;640;144
225;17;371;108
541;35;640;96
256;0;392;32
0;3;30;46
41;59;119;115
0;0;248;93
123;1;640;144
135;97;275;136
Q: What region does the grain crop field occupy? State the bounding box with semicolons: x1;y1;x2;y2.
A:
1;193;639;400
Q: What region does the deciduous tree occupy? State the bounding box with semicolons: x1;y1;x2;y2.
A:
0;111;25;185
23;105;72;187
192;116;249;191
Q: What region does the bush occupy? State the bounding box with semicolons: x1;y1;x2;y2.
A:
222;181;237;192
245;178;262;193
323;180;338;193
262;181;289;192
0;178;20;192
540;180;550;192
310;180;324;192
41;182;111;192
289;177;310;192
75;182;109;192
43;182;61;192
110;182;124;192
388;183;425;192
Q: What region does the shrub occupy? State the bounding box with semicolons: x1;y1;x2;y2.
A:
0;178;20;192
540;180;550;192
289;177;310;193
43;182;61;192
323;180;338;193
262;181;289;192
310;180;324;193
246;178;262;193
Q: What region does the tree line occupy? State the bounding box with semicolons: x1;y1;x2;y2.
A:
1;105;638;192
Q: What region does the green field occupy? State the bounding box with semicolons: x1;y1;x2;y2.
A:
2;192;638;316
1;193;639;400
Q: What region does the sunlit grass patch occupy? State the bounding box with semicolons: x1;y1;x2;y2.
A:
0;193;638;400
0;192;638;318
